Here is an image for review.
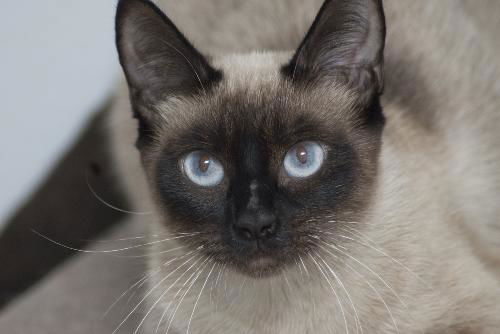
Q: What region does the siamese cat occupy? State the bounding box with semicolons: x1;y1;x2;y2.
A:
109;0;500;333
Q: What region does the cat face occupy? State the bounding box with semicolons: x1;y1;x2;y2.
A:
116;0;385;277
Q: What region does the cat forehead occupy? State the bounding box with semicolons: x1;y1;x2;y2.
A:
214;52;292;91
153;52;358;142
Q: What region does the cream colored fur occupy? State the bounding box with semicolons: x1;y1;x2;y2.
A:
108;1;500;333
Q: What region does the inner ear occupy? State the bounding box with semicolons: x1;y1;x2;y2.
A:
116;0;222;110
282;0;386;102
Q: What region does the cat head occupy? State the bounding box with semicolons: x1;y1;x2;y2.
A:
116;0;386;277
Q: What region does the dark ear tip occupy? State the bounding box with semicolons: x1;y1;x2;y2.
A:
116;0;138;21
115;0;159;62
116;0;157;18
115;0;163;35
117;0;140;11
117;0;151;7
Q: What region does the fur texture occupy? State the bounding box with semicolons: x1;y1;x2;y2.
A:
109;1;500;333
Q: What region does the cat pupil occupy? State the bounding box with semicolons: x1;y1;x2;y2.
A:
296;145;308;164
198;156;211;173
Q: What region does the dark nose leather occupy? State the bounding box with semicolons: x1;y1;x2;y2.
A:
233;211;277;241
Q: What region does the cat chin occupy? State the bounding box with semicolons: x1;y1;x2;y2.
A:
228;254;289;279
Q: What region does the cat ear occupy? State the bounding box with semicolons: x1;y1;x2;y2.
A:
116;0;221;109
283;0;386;102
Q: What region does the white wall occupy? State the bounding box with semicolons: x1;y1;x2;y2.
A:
0;1;119;226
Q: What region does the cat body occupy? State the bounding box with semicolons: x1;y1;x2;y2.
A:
109;1;500;333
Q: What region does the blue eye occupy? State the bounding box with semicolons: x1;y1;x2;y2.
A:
183;151;224;187
284;141;325;178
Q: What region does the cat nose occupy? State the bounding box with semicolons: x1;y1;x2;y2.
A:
233;211;277;241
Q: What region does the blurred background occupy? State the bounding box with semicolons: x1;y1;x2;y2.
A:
0;0;119;228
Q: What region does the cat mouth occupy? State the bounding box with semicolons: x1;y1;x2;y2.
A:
220;235;297;277
247;255;276;271
232;251;285;278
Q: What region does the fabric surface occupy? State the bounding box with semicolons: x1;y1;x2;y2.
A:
0;220;146;333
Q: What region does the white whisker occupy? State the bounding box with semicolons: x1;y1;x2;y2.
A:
112;250;201;334
165;260;211;334
86;170;151;215
282;270;293;291
316;252;363;334
321;240;407;310
298;254;310;277
309;253;349;334
338;227;429;288
32;230;195;254
155;262;203;334
91;232;201;243
103;273;150;319
186;262;217;334
332;248;400;334
134;256;207;334
117;245;186;259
